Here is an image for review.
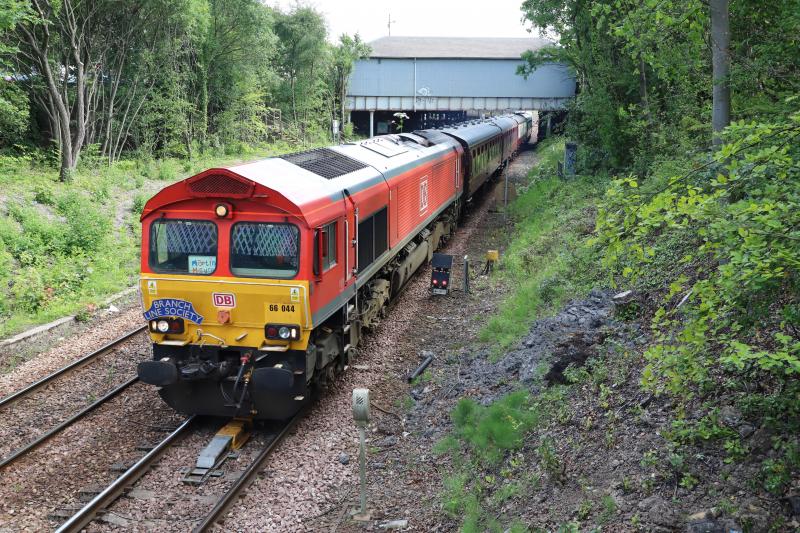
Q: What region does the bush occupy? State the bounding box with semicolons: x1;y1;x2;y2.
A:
56;192;112;254
593;109;800;488
33;183;56;206
10;266;46;314
157;159;180;181
4;203;62;259
451;391;540;465
0;81;30;146
132;193;148;215
595;111;800;392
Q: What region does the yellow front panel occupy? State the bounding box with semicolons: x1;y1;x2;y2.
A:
141;275;311;350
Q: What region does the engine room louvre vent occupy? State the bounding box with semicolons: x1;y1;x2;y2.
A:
281;147;368;179
187;174;254;198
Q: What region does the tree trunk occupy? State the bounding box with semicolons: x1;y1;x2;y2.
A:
638;54;651;125
711;0;731;147
199;67;209;153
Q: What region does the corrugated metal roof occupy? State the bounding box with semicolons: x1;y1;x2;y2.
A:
368;36;552;59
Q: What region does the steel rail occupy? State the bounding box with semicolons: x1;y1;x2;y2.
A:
192;408;307;533
0;376;139;469
0;325;147;409
55;415;196;533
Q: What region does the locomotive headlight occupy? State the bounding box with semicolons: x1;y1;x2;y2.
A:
157;320;170;333
265;324;300;341
214;203;230;217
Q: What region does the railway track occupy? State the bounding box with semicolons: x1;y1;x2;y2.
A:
52;408;306;532
193;408;307;532
54;415;197;533
0;326;147;469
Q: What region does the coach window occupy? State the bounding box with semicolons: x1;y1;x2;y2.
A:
149;219;217;275
230;222;299;278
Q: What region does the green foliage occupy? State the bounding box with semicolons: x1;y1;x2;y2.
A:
272;6;328;126
451;391;540;465
438;389;550;531
520;0;799;174
679;473;699;490
156;159;180;181
1;0;350;162
596;111;800;391
594;109;800;491
132;193;148;215
56;192;112;254
0;80;29;146
536;437;564;482
599;494;617;523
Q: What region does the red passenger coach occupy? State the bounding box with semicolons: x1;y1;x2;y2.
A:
137;114;531;420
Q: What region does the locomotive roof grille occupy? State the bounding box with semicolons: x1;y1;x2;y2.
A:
281;147;368;179
186;174;254;198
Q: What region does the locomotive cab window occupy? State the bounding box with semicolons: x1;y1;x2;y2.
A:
149;219;218;275
230;222;299;278
314;221;338;274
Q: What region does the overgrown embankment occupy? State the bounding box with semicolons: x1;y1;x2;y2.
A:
0;142;318;339
432;115;800;531
479;138;605;352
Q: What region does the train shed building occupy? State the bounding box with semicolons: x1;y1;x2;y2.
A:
346;36;575;136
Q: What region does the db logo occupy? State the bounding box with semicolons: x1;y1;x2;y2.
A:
212;293;236;308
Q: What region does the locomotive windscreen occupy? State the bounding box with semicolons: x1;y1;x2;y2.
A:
149;219;218;275
230;222;300;278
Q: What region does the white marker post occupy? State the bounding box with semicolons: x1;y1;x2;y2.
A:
352;388;371;521
463;255;470;294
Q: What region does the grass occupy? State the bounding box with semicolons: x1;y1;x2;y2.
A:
436;386;573;532
0;140;325;339
434;137;610;531
478;138;606;353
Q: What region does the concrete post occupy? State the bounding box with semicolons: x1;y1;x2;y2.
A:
369;110;374;138
358;425;367;512
503;167;509;211
352;388;371;521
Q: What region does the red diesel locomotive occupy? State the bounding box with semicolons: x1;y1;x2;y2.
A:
137;113;533;419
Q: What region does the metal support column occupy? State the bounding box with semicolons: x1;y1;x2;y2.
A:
369;110;374;138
